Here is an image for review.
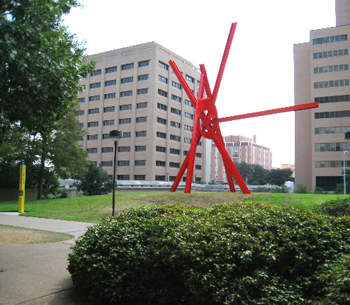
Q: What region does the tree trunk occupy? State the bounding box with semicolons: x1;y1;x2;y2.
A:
37;155;46;200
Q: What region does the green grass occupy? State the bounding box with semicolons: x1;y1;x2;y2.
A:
1;191;347;223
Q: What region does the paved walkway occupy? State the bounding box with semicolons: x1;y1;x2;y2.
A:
0;213;95;305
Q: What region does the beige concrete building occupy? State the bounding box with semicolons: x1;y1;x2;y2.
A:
210;135;272;182
294;0;350;192
77;42;206;182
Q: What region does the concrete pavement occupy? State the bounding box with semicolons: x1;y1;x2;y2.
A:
0;214;95;305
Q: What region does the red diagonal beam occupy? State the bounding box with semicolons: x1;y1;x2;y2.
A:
218;102;319;123
212;22;237;104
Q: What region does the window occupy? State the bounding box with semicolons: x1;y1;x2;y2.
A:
195;165;202;170
121;63;134;70
171;94;181;103
315;95;350;104
170;134;180;142
78;97;85;103
101;161;113;167
138;74;149;81
313;49;348;59
136;116;147;123
184;124;192;131
315;142;349;152
120;90;133;97
135;160;146;166
183;150;188;156
136;131;147;137
158;89;168;97
105;93;116;99
118;146;130;152
104;106;115;113
172;81;181;89
103;119;115;126
169;162;180;168
196;153;202;158
105;79;116;86
185;112;193;119
156;160;166;167
91;69;101;76
313;34;347;45
170;121;180;128
170;148;180;155
88;108;99;114
89;95;100;102
315;110;350;119
185;99;193;107
90;82;100;89
157;103;167;111
315;126;350;135
155;175;166;181
102;147;113;153
159;75;168;84
88;121;98;127
118;160;130;166
135;145;146;151
159;61;169;70
137;88;148;95
119;118;131;124
102;134;110;139
120;104;132;111
156;146;166;152
77;110;84;116
314;64;349;74
315;160;350;168
134;175;146;180
171;107;181;115
78;123;84;128
81;85;86;91
185;75;194;83
184;137;191;144
121;77;133;84
157;131;166;139
157;117;167;125
139;60;150;67
106;66;117;73
137;102;148;109
117;175;130;180
123;132;131;138
87;134;98;140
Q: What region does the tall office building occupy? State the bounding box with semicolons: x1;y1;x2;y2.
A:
77;42;206;182
294;0;350;192
210;135;272;182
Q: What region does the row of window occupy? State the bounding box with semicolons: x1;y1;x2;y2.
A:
314;79;349;89
315;160;350;168
315;110;350;119
157;103;194;118
315;126;350;134
90;60;150;77
97;160;201;169
86;88;149;101
314;64;349;74
312;34;347;45
103;174;201;182
313;48;348;59
89;75;149;90
158;61;195;84
315;142;350;152
315;94;349;104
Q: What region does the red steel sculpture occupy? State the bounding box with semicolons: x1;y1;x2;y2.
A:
169;23;318;194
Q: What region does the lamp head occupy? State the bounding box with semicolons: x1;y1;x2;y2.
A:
110;130;123;140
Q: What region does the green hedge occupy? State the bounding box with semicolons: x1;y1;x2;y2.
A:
313;197;350;217
68;202;350;304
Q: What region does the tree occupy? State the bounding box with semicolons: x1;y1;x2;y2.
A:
334;169;350;194
0;0;94;132
234;162;268;185
74;162;114;196
0;106;88;199
266;168;294;186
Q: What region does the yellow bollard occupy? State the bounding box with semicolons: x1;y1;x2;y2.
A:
18;163;26;213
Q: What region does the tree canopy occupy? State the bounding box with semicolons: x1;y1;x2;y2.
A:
0;0;94;132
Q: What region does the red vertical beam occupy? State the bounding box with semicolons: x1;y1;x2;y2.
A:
212;22;237;104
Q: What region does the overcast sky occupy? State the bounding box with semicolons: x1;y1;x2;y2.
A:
64;0;336;168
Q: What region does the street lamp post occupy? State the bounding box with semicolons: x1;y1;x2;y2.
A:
344;132;350;195
110;130;123;216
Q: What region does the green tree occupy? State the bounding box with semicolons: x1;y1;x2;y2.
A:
266;168;294;186
334;169;350;194
0;0;94;132
74;162;114;196
234;162;267;184
0;107;88;199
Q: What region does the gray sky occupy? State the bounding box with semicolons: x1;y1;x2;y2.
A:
64;0;336;167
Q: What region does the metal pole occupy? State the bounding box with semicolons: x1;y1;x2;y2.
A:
112;140;118;216
344;150;348;195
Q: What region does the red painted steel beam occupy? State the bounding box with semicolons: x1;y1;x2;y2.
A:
218;102;319;123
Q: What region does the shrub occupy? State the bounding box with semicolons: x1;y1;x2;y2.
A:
313;197;350;217
295;184;308;194
314;186;324;194
68;203;350;305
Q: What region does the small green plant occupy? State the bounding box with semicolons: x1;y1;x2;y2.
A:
314;187;324;194
313;197;350;217
295;184;308;194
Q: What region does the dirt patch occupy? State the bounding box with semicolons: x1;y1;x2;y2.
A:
0;225;74;244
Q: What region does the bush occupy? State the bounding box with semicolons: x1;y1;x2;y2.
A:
295;184;308;194
313;197;350;217
68;203;350;305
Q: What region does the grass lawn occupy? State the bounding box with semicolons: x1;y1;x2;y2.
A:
0;191;347;223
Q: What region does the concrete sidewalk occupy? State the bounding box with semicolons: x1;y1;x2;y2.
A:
0;214;95;305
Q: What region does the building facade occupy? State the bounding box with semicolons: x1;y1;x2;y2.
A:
210;135;272;182
77;42;206;182
294;0;350;192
